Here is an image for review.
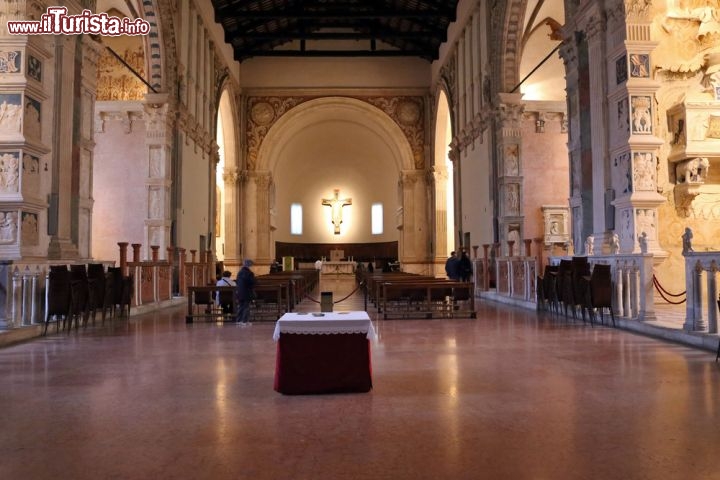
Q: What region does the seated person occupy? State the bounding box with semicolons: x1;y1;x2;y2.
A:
215;270;236;313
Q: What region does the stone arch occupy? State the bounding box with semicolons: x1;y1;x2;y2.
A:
246;96;425;267
256;96;415;174
432;88;455;263
499;0;528;92
215;84;241;266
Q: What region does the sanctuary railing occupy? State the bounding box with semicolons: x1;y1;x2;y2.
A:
682;251;720;334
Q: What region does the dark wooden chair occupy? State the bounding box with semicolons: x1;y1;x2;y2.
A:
193;285;214;316
87;263;106;324
571;257;591;323
557;259;574;320
69;264;90;329
119;274;133;317
585;264;615;327
44;266;71;335
217;289;235;315
540;265;559;314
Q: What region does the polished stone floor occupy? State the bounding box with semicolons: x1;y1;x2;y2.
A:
1;276;719;480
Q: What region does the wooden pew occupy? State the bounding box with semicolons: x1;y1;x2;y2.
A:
185;284;287;323
381;281;475;319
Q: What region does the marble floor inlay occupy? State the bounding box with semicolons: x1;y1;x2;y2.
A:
1;277;719;480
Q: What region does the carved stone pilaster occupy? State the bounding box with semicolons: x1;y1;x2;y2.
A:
142;93;174;256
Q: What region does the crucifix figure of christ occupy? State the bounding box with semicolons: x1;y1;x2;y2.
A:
322;189;352;234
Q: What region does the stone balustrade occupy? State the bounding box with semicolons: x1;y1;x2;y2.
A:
682;252;719;334
549;254;654;321
0;242;216;330
0;260;115;329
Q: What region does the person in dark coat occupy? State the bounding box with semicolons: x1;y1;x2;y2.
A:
459;250;473;282
235;259;257;325
445;251;460;280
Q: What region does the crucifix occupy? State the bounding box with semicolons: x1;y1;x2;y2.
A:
322;189;352;234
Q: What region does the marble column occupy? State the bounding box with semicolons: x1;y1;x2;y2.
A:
221;167;241;268
584;14;611;248
76;35;103;259
432;165;449;262
48;35;79;259
559;38;583;255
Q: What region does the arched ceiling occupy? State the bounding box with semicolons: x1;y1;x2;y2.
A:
211;0;459;62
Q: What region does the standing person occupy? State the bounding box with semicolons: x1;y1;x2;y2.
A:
235;259;257;325
459;250;473;282
445;251;460;280
216;270;236;314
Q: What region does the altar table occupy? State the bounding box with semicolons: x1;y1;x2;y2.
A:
273;311;376;394
320;261;355;274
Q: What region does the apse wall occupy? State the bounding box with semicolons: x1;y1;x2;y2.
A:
272;119;399;244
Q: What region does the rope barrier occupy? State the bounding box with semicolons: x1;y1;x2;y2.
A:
302;281;365;305
652;274;686;297
652;275;686;305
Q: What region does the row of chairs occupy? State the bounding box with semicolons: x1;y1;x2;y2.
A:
44;264;133;334
538;257;615;327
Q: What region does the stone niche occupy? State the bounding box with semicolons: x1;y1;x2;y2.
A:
667;102;720;218
541;205;570;246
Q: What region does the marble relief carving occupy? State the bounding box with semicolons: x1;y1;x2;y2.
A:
27;55;41;82
617;98;629;133
21;212;38;246
0;94;23;134
149;146;162;177
616;55;628;84
631;96;652;134
632;152;656;191
505;184;520;215
0;50;21;73
613;152;632;194
675;157;710;184
504;144;519;176
635;209;656;240
629;54;650;78
0;152;19;192
22;153;39;193
23;97;41;140
0;211;17;243
706;114;720;138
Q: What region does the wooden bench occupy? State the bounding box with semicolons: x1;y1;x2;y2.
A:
185;284;287;323
381;281;475;319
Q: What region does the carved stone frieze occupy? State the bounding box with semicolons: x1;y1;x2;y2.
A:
97;46;146;101
439;50;457;110
246;95;427;170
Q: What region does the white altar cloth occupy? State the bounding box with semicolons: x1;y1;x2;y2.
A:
273;311;376;341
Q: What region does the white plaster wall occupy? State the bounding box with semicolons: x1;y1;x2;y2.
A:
459;138;494;248
239;57;430;88
273;119;399;244
179;139;211;252
91;118;147;262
